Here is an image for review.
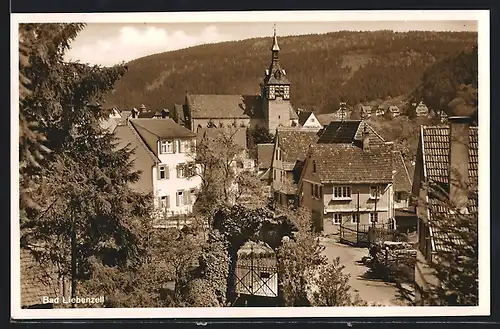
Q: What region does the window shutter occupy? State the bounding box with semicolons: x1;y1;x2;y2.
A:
176;192;180;207
156;165;161;180
165;195;170;209
165;165;169;179
157;197;162;209
176;166;180;178
173;140;177;153
183;190;189;205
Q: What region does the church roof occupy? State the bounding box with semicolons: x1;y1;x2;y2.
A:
187;94;263;119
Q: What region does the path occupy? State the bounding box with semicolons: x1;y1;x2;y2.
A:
319;237;410;306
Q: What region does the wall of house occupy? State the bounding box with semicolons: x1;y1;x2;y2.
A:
153;137;202;217
302;114;323;128
270;142;284;190
266;96;292;132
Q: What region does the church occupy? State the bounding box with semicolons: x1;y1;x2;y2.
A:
171;28;299;134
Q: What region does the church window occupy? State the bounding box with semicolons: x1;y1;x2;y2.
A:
269;86;276;99
284;86;290;100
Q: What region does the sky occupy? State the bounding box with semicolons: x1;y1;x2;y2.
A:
64;20;478;67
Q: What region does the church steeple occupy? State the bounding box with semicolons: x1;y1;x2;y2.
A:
271;24;280;53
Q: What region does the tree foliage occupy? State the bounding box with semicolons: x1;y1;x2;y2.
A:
19;23;152;304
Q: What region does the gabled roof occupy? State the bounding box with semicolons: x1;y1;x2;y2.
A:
114;124;158;194
421;125;478;186
21;248;59;307
130;118;196;139
309;143;394;184
393;151;412;192
186;94;263;119
277;129;320;166
298;111;312;126
196;127;247;150
257;143;274;169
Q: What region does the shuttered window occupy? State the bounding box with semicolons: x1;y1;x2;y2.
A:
158;165;169;180
159;195;170;210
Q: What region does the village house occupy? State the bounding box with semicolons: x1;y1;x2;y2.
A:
298;120;395;234
389;105;401;117
297;110;323;128
269;127;321;206
411;116;478;263
411;114;478;305
172;29;299;134
360;105;372;118
114;118;202;223
376;105;386;117
415;101;429;117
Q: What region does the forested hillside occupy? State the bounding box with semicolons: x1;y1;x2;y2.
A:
104;30;477;113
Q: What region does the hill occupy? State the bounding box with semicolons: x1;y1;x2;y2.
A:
104;30;477;113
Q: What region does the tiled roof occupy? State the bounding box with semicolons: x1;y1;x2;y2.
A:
310;143;394;184
257;143;274;169
421;125;478;185
186;94;263;119
277;129;320;165
298;111;312;126
196;127;247;150
20;248;59;307
114;124;158;194
130;118;196;139
393;151;412;192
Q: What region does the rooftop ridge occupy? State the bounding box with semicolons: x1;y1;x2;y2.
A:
126;122;160;163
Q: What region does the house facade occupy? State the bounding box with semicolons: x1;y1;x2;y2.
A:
415;101;429;117
269;127;321;206
298;120;395;234
114;118;202;222
389;105;401;117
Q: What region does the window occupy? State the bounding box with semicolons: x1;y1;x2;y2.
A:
178;140;188;153
311;184;322;199
370;186;380;198
158;165;169;180
352;213;360;223
160;140;174;154
333;186;351;199
276;150;278;160
313;161;316;173
176;190;184;206
310;182;314;196
333;213;342;224
311;118;315;122
190;188;197;204
177;164;185;178
260;272;271;279
369;212;379;224
278;149;281;161
159;195;169;210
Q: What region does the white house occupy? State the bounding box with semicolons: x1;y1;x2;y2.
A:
297;110;323;128
114;118;202;223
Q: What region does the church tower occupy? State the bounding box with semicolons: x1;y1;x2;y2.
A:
261;27;295;133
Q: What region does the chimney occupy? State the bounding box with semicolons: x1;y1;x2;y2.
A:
449;115;472;210
362;125;370;152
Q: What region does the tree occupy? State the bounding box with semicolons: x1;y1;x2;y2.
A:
19;23;150;307
276;207;327;306
310;258;368;306
416;181;478;306
191;127;267;217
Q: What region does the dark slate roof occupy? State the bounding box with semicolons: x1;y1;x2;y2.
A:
298;111;312;126
114;124;158;194
130;118;196;139
138;111;156;119
393;151;412;192
317;120;386;147
21;248;59;307
310;143;394;184
257;143;274;169
317;120;361;143
277;129;320;166
173;104;186;125
196;127;247;150
187;94;263;119
421;125;478;185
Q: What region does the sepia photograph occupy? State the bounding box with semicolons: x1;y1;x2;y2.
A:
12;10;489;319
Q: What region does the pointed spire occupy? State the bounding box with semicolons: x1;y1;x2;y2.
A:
272;23;280;52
